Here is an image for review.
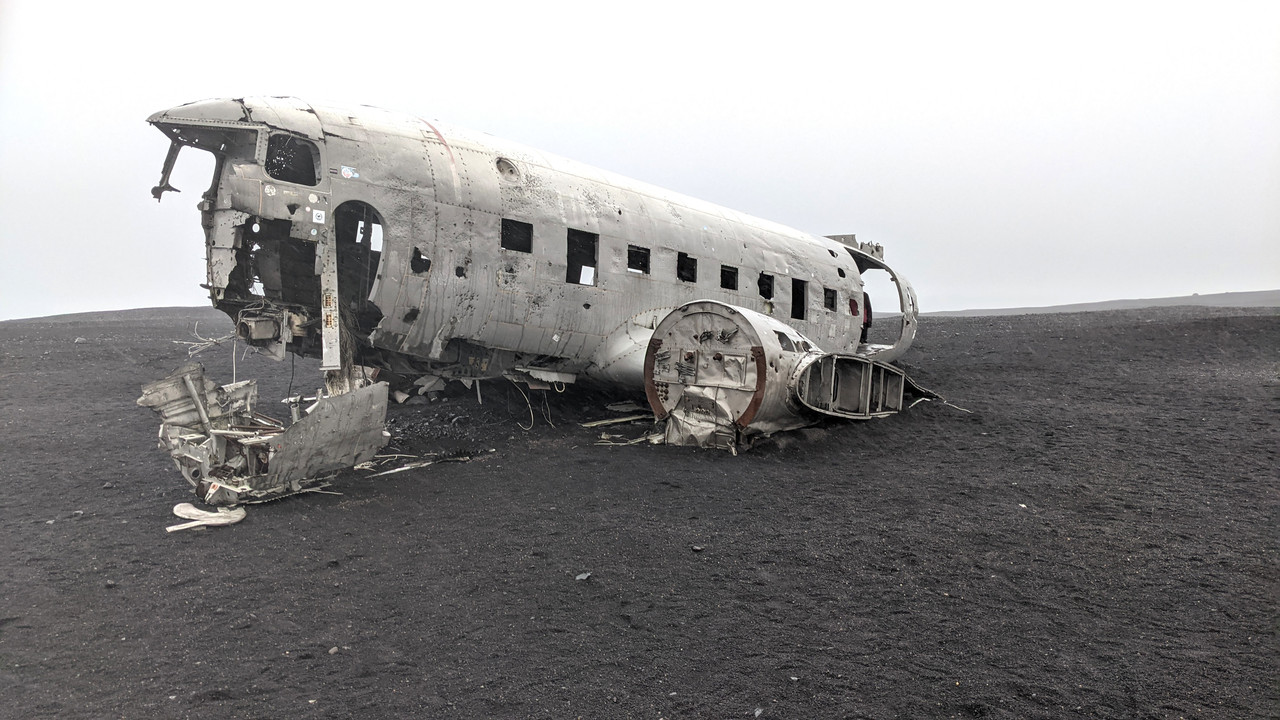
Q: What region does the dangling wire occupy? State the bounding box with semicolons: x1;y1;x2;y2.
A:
507;377;535;431
540;391;555;427
173;321;234;357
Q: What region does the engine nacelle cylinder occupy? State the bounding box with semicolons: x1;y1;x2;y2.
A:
644;300;822;449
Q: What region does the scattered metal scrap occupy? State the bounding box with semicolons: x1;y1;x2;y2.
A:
137;362;389;505
594;431;665;447
579;414;653;428
364;453;473;478
166;503;246;533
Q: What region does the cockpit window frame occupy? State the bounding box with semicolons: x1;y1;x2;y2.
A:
265;132;321;187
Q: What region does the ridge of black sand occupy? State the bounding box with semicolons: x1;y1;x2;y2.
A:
4;287;1277;325
927;289;1280;317
1;306;1276;718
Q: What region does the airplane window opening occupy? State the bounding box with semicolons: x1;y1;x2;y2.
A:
627;245;650;274
357;220;383;252
774;331;797;352
758;272;774;300
411;248;431;274
566;229;598;285
264;134;319;186
823;287;837;311
720;265;738;290
332;201;387;335
677;252;697;283
501;219;533;253
495;157;521;181
791;279;808;320
837;268;846;278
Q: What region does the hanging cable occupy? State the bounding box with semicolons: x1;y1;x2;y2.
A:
506;377;535;431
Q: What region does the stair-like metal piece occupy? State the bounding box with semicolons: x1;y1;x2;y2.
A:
795;354;906;419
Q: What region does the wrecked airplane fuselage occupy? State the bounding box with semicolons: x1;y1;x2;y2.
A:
144;96;923;501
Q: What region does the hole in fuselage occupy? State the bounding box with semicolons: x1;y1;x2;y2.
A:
333;201;386;336
411;248;431;273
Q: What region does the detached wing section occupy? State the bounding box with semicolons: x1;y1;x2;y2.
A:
138;363;388;505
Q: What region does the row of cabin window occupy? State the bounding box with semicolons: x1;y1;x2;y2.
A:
500;218;846;321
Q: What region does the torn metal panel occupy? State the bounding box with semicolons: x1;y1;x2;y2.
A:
263;382;389;488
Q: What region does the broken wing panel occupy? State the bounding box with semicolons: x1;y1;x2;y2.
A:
139;363;389;504
264;382;389;486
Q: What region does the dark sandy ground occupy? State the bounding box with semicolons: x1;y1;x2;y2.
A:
0;305;1276;719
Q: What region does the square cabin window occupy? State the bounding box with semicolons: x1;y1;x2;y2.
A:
566;229;598;285
823;287;837;311
501;219;533;253
627;245;651;274
721;265;738;290
758;272;774;299
791;278;808;320
677;252;698;283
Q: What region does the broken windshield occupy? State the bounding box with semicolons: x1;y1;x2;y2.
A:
150;125;259;200
265;134;320;186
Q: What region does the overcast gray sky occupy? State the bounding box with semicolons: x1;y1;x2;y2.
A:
1;1;1276;320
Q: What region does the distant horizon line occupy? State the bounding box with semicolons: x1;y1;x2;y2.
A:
3;289;1278;324
924;289;1280;317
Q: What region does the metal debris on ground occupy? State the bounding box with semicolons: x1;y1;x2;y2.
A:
364;454;472;478
605;401;644;413
355;453;426;471
594;431;665;447
137;362;388;505
579;414;652;428
166;503;247;533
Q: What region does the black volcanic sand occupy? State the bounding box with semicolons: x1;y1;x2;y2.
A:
1;305;1276;719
